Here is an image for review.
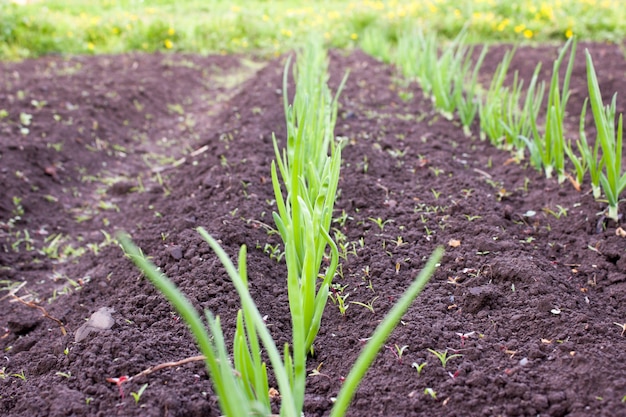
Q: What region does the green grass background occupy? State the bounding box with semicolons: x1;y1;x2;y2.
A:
1;0;624;60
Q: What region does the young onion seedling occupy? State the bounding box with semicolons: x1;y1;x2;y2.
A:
585;49;626;221
119;230;443;417
523;37;577;182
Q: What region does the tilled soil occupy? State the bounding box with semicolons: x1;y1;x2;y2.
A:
1;42;626;417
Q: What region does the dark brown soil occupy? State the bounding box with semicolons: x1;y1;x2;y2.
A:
2;42;626;417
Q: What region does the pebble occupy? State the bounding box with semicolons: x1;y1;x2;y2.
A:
74;307;115;342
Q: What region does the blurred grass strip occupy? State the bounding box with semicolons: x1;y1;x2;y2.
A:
1;0;625;60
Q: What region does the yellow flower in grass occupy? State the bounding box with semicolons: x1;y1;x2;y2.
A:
565;28;573;38
281;29;293;38
496;18;510;31
350;33;358;40
164;39;173;49
514;23;525;33
87;42;94;51
167;27;175;36
523;29;533;39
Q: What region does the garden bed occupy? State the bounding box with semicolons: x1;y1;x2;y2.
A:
2;42;626;416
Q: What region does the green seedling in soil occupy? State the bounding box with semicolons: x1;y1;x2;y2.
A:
614;322;626;336
350;296;379;314
130;383;148;405
12;370;26;381
263;243;284;262
308;362;331;380
337;241;357;260
430;167;444;177
427;348;462;369
55;371;72;379
393;236;407;247
543;205;568;219
19;112;32;126
368;217;393;231
585;49;626;221
463;214;481;222
456;331;475;347
385;344;408;363
333;209;353;227
330;283;350;316
424;387;437;400
412;361;427;375
119;230;443;417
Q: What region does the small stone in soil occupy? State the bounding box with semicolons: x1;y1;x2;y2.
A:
74;307;115;342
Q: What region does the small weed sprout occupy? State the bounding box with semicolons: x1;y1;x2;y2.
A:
386;344;409;363
424;387;437;399
427;348;462;368
350;296;379;313
333;210;353;227
12;370;26;381
368;217;393;231
412;361;427;375
130;383;149;405
330;283;350;316
463;214;482;222
542;205;568;219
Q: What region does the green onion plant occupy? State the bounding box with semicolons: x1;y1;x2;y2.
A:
119;231;296;417
270;38;348;409
499;64;545;159
395;26;487;123
395;28;435;97
395;26;487;124
522;37;577;182
454;44;488;136
564;98;604;197
428;27;469;119
479;48;516;145
119;230;443;417
585;50;626;221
